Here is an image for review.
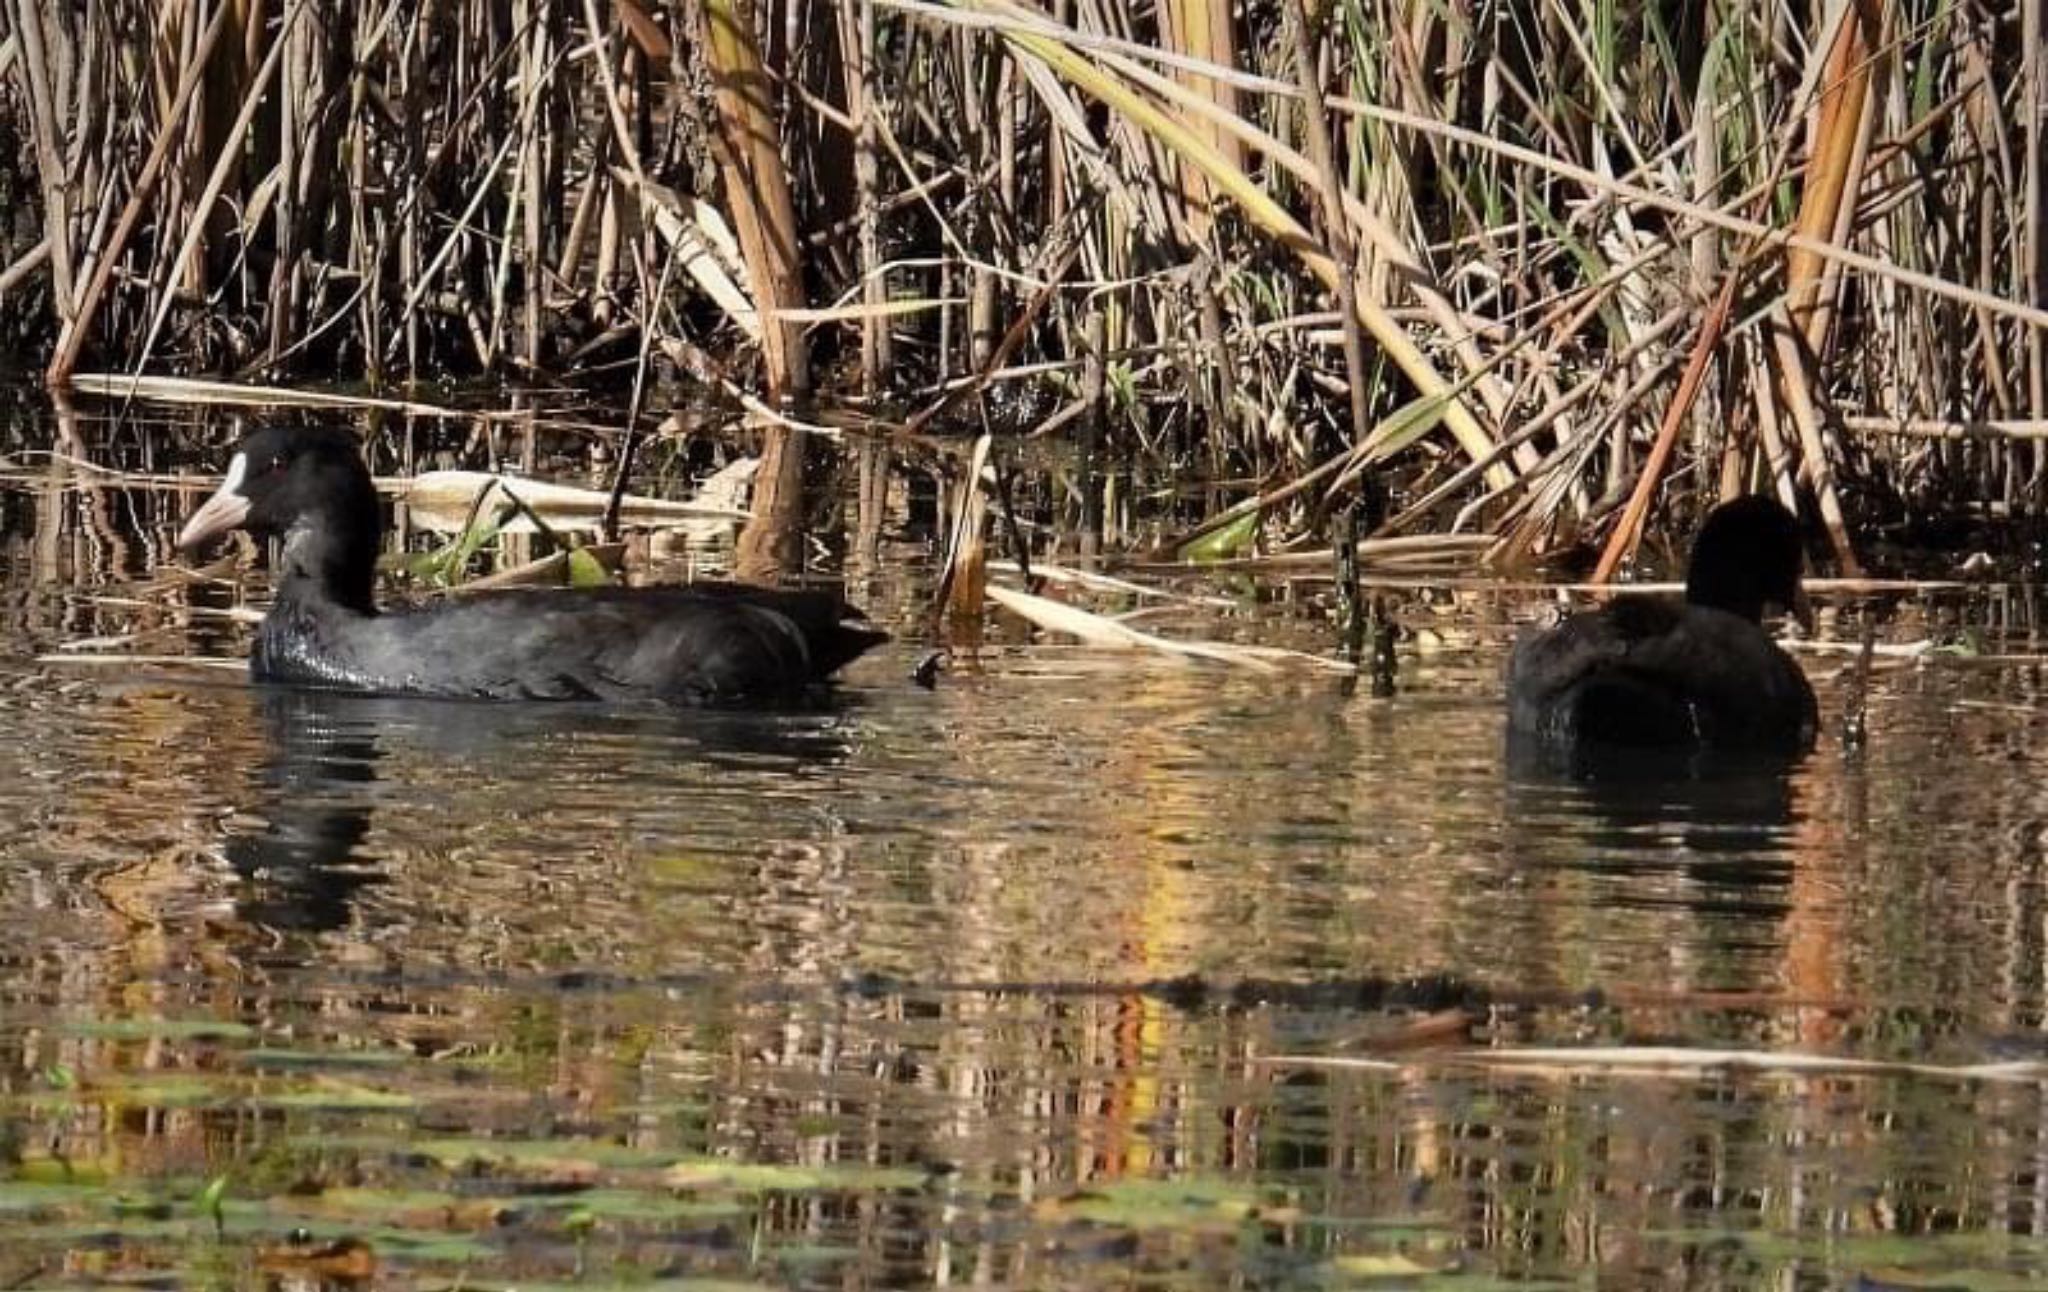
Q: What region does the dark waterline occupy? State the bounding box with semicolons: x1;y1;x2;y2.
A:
3;404;2048;1288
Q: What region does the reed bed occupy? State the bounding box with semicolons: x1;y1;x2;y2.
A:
1;0;2045;564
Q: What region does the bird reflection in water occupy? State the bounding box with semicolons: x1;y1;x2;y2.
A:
225;688;862;933
1505;736;1810;920
227;689;383;932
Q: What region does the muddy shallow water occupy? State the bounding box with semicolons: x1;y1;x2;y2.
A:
5;404;2048;1289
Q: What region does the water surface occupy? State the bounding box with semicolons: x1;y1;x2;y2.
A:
2;407;2046;1289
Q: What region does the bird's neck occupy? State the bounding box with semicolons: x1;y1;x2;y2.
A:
275;515;377;615
1684;576;1763;624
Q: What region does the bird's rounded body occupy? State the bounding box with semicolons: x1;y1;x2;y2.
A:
180;427;885;706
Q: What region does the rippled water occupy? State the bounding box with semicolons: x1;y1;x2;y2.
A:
5;407;2048;1289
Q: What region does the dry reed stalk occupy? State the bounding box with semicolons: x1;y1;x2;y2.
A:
44;1;231;386
939;432;992;636
1750;344;1799;506
129;0;311;380
1128;531;1494;575
844;0;891;392
1842;416;2048;441
10;0;75;319
696;0;810;399
67;371;514;419
1;0;2044;560
1157;0;1238;238
0;239;50;297
1324;96;2048;333
39;654;248;671
1801;16;1885;362
1766;308;1862;573
734;423;807;582
992;560;1238;608
2030;0;2048;421
1284;0;1371;471
987;582;1354;673
1785;0;1881;348
959;24;997;373
515;0;549;372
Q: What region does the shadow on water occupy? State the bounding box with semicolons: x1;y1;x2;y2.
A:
226;686;865;932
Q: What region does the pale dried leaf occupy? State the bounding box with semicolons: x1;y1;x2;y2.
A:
618;169;760;339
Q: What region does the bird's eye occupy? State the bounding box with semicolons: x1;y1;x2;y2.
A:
268;456;288;475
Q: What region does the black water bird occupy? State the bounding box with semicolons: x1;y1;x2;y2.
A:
177;427;887;704
1506;495;1818;756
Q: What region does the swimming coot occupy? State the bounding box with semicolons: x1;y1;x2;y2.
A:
177;427;888;705
1506;495;1818;754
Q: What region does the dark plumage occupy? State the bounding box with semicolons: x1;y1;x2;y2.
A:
177;427;887;705
1506;495;1819;756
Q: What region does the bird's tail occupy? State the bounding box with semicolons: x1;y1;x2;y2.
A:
809;613;889;677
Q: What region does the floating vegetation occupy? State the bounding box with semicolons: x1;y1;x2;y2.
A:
0;1014;952;1284
1639;1228;2048;1292
52;1018;258;1042
1035;1177;1298;1231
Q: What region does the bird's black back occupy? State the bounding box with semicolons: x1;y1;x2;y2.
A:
1506;597;1816;757
257;582;887;706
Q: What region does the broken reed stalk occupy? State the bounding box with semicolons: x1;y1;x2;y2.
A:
690;0;818;584
1368;595;1396;698
935;432;993;640
733;424;807;583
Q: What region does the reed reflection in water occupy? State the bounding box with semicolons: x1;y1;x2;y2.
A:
2;428;2048;1287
